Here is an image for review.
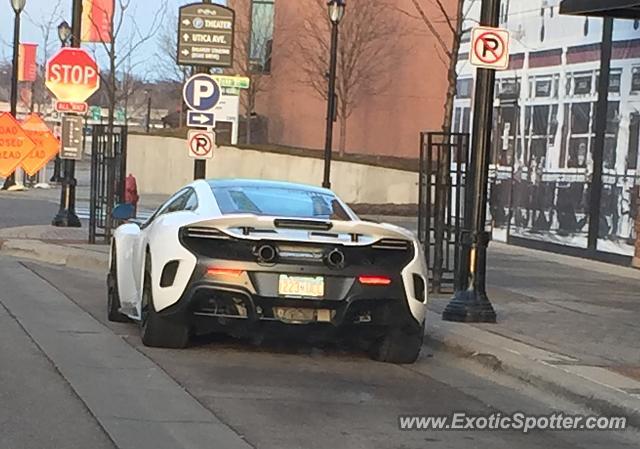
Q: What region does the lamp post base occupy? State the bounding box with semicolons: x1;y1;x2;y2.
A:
442;288;497;323
52;210;81;228
2;175;16;190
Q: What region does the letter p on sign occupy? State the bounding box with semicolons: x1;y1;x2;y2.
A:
470;26;510;70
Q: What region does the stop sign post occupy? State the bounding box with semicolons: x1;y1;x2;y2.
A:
46;48;100;103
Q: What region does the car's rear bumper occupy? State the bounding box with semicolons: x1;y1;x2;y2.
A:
156;263;424;337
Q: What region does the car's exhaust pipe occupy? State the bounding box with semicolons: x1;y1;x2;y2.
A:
256;244;278;264
325;248;345;269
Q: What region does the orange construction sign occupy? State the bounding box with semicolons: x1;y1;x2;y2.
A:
20;114;61;176
0;113;36;178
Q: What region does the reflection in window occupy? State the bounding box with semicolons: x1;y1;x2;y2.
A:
249;0;275;73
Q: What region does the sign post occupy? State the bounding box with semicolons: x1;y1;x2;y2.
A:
178;1;235;181
443;1;502;323
51;0;90;228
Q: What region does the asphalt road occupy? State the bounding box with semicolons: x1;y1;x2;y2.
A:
0;256;637;449
0;194;59;228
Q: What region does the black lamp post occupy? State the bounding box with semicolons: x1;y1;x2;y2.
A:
50;20;71;184
322;0;345;189
52;1;81;228
145;89;152;133
2;0;26;191
442;0;500;323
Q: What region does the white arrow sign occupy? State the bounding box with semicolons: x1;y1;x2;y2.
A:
183;33;190;42
181;49;190;56
182;19;191;26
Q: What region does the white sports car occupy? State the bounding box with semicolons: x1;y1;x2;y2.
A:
108;179;428;363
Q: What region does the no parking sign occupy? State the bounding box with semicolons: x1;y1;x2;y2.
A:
188;130;215;160
469;26;511;70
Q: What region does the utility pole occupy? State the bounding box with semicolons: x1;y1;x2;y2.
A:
442;0;500;323
52;0;82;227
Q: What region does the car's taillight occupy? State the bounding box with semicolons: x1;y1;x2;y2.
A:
207;267;244;277
358;275;392;285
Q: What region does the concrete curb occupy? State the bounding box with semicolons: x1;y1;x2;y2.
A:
425;311;640;429
0;239;108;273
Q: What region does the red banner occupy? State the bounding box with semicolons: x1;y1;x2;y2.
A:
18;43;38;82
81;0;114;43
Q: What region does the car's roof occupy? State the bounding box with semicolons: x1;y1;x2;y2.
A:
206;179;335;195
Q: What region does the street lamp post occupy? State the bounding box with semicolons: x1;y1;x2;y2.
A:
145;89;152;133
52;2;81;228
2;0;27;191
322;0;345;189
442;0;500;323
50;21;72;184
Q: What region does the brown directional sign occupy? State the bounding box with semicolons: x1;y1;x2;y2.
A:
60;115;84;160
177;3;235;68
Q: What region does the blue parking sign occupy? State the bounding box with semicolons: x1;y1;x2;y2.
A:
183;74;221;112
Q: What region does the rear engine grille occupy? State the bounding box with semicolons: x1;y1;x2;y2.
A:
371;239;411;250
184;227;231;240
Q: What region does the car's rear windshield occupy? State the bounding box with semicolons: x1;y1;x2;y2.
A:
211;185;353;221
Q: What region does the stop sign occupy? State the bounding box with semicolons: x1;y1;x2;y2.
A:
46;48;100;103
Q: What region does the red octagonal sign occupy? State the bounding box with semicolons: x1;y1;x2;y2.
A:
46;48;100;103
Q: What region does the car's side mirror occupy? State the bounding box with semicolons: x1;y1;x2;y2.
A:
112;203;135;221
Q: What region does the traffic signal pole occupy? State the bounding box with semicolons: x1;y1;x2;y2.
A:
442;0;500;323
52;0;82;228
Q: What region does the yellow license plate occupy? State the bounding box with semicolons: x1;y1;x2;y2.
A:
278;275;324;298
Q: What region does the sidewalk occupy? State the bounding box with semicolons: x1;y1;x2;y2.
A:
1;222;639;427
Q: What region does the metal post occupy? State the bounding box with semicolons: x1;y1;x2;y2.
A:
587;17;614;252
52;0;82;227
193;0;211;181
2;8;22;190
322;21;339;189
146;92;152;133
442;0;500;323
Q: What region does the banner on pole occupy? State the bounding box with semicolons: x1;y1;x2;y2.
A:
18;43;38;82
81;0;114;43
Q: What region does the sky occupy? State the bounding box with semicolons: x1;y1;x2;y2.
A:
0;0;226;71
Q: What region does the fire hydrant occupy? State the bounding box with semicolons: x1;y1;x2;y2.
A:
124;173;139;219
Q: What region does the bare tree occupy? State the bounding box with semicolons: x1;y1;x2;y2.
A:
396;0;472;134
154;8;190;83
24;0;64;115
296;0;401;156
87;0;167;133
231;0;274;144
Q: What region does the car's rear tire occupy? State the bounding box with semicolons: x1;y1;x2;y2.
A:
369;322;425;364
107;249;130;323
140;256;189;349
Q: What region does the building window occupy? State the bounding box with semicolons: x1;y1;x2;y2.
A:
608;71;622;93
249;0;275;73
457;78;473;99
574;74;593;95
631;67;640;93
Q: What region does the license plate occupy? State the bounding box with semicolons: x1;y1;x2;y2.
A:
278;275;324;298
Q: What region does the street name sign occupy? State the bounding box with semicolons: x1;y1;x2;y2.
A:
0;113;36;177
187;111;216;128
469;26;511;70
61;115;84;160
46;48;100;102
55;100;89;114
177;3;235;67
188;130;215;159
20;114;60;176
